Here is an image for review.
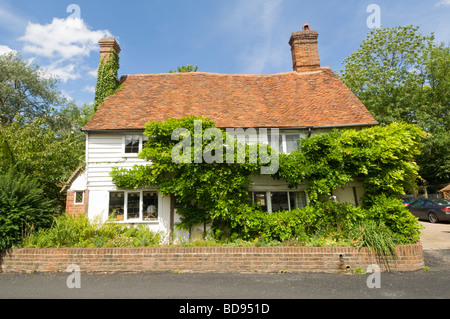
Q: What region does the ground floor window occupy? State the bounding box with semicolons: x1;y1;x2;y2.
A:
108;191;159;222
251;191;308;213
74;191;84;204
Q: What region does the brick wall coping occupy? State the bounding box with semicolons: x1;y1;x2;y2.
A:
0;243;424;274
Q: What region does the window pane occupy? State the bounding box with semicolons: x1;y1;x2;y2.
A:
125;135;140;153
253;192;268;212
269;134;282;153
75;191;84;204
142;135;149;149
109;192;125;220
271;192;289;212
289;192;295;210
143;192;158;220
127;192;140;220
290;191;307;209
285;135;300;153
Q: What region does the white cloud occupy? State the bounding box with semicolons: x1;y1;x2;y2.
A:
435;0;450;7
0;44;16;55
87;68;98;78
18;17;112;83
83;85;96;93
40;60;81;83
20;17;112;59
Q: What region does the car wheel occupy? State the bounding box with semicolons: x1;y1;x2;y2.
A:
428;212;439;223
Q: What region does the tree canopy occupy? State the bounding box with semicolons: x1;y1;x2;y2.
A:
169;64;198;73
0;52;92;208
339;25;449;188
0;52;65;125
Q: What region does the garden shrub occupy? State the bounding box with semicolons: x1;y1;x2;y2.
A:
0;170;55;250
22;214;162;248
366;194;422;244
348;219;401;270
216;199;420;248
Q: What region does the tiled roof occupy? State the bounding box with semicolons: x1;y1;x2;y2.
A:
83;67;378;131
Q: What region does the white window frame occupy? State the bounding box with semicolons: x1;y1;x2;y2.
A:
74;191;84;205
268;133;302;154
108;190;160;223
250;190;309;213
283;134;301;154
122;134;148;157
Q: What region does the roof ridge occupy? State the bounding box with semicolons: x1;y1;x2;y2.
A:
120;67;331;80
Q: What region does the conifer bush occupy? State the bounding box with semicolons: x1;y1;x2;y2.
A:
0;170;55;250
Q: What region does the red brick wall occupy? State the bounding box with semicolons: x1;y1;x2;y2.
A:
65;190;87;217
0;244;424;274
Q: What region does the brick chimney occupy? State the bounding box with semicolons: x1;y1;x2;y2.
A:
289;24;321;72
99;38;121;63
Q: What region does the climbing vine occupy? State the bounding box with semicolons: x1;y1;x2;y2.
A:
110;117;425;243
94;48;121;111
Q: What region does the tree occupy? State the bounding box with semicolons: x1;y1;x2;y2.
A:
169;64;198;73
0;52;64;125
339;25;449;188
417;44;450;186
47;102;95;135
0;118;85;207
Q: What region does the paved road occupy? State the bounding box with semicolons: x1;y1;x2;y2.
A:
0;249;449;300
1;222;449;302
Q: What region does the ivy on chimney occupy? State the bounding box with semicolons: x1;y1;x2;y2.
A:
94;48;121;112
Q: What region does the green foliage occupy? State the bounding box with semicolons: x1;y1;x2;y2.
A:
366;194;422;244
111;116;264;238
0;119;85;206
339;25;435;125
94;49;120;111
277;122;425;204
169;64;198;73
47;102;95;135
110;116;423;251
0;52;64;125
0;170;55;250
21;214;162;248
338;25;449;186
348;219;400;269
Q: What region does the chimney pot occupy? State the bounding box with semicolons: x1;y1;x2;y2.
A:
289;25;321;72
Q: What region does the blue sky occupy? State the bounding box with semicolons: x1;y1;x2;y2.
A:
1;0;449;107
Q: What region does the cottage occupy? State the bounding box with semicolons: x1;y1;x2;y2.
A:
65;24;378;238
